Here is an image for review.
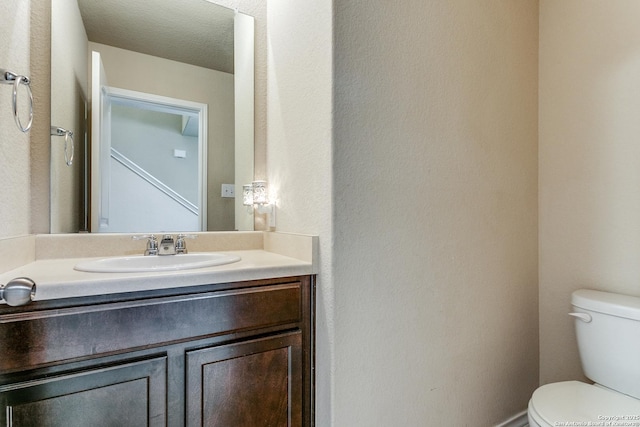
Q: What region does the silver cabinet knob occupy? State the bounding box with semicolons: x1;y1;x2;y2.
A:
0;277;36;306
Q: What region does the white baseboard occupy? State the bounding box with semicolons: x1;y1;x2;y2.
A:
494;410;528;427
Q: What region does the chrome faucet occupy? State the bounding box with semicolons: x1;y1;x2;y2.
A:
133;234;196;256
159;235;176;255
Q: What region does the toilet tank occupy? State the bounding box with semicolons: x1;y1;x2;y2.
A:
571;289;640;399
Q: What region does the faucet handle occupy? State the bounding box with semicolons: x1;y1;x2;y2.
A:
175;234;197;254
132;234;156;241
132;234;158;256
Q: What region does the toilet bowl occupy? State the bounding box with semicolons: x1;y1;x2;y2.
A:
528;381;640;426
528;290;640;426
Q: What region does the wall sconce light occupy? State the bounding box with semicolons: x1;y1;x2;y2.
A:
242;184;254;206
252;180;269;205
242;180;276;227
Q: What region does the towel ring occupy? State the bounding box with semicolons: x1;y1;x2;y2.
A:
1;68;33;133
50;126;74;166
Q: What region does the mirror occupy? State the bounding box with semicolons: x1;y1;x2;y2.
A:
50;0;254;233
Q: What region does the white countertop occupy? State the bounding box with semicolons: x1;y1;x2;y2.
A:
0;249;313;302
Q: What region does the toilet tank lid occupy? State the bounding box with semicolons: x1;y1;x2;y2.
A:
572;289;640;321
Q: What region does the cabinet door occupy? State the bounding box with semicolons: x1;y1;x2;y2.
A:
186;332;302;427
0;356;166;427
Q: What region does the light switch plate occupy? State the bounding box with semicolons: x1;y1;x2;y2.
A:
221;184;235;198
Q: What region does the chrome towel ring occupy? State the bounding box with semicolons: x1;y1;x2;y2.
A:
50;126;74;166
0;68;33;133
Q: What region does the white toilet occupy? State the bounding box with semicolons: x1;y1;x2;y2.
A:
528;289;640;426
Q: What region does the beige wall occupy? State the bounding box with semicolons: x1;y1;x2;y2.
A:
214;0;267;181
539;0;640;385
265;0;334;424
50;0;88;232
234;12;255;232
332;1;538;425
0;0;31;238
28;0;51;235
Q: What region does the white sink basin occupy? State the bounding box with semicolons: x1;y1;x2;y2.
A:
74;253;241;273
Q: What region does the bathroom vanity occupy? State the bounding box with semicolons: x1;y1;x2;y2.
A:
0;232;316;427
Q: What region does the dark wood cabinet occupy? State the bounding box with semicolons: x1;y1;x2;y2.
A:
0;357;167;427
0;276;314;427
186;332;302;427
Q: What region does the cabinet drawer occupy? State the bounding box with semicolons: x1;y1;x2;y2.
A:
0;282;302;374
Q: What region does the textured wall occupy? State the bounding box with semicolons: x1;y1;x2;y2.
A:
539;0;640;385
265;0;334;424
50;0;87;233
29;0;51;234
215;0;267;181
333;1;538;425
0;0;31;238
